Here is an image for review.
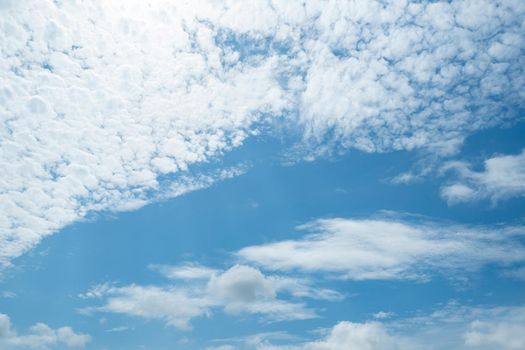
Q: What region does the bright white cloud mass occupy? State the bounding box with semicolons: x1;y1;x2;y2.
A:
1;0;525;267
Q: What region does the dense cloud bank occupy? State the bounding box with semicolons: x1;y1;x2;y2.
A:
1;0;524;264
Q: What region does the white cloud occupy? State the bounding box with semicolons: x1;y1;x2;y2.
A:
290;322;412;350
215;304;525;350
238;216;525;280
0;0;287;268
150;263;219;280
235;321;419;350
87;284;210;330
0;313;90;349
406;302;525;350
82;264;339;329
291;0;525;157
441;149;525;204
463;308;525;349
1;0;524;268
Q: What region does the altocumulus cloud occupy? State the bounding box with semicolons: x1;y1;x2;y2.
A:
1;0;525;267
238;216;525;280
0;313;90;349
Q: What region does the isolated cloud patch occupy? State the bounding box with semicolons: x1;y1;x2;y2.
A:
260;321;412;350
0;313;90;349
238;217;525;280
441;149;525;204
81;264;340;329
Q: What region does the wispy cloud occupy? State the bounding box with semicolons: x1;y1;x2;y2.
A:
149;263;219;280
238;216;525;281
81;264;341;329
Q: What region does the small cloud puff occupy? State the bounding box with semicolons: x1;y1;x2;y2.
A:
441;149;525;204
0;313;91;349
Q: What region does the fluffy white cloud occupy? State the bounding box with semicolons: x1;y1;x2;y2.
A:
260;322;413;350
441;149;525;204
82;264;340;329
0;0;287;268
238;217;525;280
291;0;525;157
1;0;524;268
0;313;90;349
463;308;525;349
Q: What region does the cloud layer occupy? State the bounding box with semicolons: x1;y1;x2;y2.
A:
0;0;287;267
1;0;524;266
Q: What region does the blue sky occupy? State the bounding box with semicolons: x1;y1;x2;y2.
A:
1;1;525;349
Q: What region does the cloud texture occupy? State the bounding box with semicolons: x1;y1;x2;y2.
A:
82;264;340;329
238;217;525;280
1;0;524;265
0;313;90;349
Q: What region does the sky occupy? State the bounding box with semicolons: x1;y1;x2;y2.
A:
0;0;525;349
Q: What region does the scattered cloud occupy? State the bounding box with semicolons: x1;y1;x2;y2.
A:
238;216;525;280
0;313;90;349
405;302;525;350
1;0;525;267
225;321;420;350
82;264;340;329
441;149;525;204
213;303;525;350
463;310;525;349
